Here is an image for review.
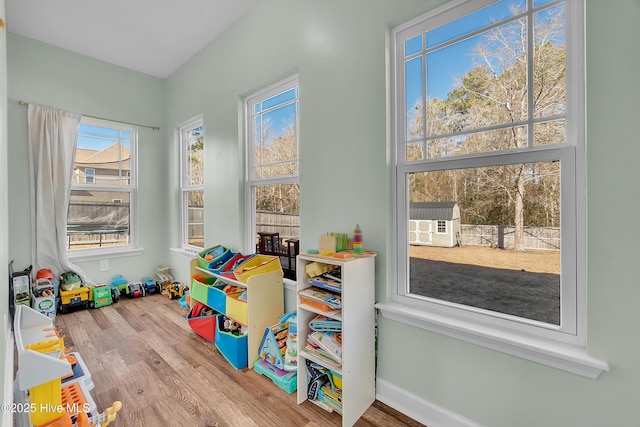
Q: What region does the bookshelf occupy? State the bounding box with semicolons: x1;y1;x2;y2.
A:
296;253;376;427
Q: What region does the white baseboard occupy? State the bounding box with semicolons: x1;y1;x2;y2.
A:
376;378;482;427
3;317;13;427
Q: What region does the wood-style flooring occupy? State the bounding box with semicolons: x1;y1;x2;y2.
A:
54;294;424;427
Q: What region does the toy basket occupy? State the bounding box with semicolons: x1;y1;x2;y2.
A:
215;316;248;369
187;303;220;343
197;245;231;269
219;254;252;279
233;255;282;284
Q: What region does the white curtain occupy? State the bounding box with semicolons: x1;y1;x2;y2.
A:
27;104;88;281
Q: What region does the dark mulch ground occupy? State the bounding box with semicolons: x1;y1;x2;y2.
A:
409;252;560;325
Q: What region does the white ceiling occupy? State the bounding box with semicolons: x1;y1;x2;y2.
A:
6;0;260;79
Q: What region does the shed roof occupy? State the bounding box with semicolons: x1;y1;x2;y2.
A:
410;202;459;221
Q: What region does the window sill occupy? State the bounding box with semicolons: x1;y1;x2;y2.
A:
170;247;200;258
375;301;608;379
69;247;144;263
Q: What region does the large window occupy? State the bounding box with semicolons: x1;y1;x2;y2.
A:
68;117;137;255
245;76;300;255
180;117;205;252
390;0;600;376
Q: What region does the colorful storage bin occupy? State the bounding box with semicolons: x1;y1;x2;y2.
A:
187;303;220;343
233;254;282;284
190;276;214;304
197;245;231;269
226;292;248;326
219;253;252;279
215;316;248;369
207;250;237;273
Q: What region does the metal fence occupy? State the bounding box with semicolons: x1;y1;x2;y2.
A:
460;224;560;251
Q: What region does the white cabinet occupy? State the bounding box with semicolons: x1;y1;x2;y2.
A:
296;253;376;427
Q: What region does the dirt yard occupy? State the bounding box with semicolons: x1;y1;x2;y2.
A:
409;245;560;324
410;245;560;274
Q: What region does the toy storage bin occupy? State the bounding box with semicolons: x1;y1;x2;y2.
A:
207;250;237;273
197;245;231;269
215;316;248;369
187;303;220;343
233;254;282;284
219;254;252;279
226;292;248;326
191;276;216;304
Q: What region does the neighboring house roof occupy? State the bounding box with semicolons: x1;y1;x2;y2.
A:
410;202;459;221
75;143;130;171
75;148;99;162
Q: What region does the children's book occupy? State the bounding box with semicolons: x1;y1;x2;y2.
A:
308;276;341;293
307;331;342;364
298;287;341;310
309;314;342;332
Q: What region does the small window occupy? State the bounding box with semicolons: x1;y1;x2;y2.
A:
179;117;204;251
84;168;95;184
437;220;446;234
69;117;137;254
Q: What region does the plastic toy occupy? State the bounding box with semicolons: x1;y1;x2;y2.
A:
110;274;129;298
60;271;82;291
31;278;56;318
142;276;161;294
88;284;112;308
161;281;186;299
58;271;90;314
127;282;147;298
10;262;32;310
253;359;297;394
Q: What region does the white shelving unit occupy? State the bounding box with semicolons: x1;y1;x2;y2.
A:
296;253;376;427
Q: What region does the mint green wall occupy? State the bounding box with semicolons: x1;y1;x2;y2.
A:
4;0;640;425
0;0;9;409
164;0;640;425
6;34;168;285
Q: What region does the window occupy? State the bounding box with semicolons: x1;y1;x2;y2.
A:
245;76;300;257
69;117;137;256
436;220;446;234
387;0;604;377
84;168;95;183
179;117;204;252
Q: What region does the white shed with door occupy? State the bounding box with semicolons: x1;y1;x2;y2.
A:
409;202;461;247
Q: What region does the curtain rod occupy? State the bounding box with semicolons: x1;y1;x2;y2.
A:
18;100;160;131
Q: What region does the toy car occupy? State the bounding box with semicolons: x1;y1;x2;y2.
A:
128;282;147;298
58;271;90;314
111;275;129;298
88;284;113;308
142;277;161;294
162;281;187;300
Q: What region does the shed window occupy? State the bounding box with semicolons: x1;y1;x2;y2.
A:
436;220;446;234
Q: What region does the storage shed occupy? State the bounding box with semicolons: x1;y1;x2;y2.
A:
409;202;461;247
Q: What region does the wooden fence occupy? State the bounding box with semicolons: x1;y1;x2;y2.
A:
256;211;300;241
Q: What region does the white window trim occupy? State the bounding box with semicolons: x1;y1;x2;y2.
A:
381;0;608;378
244;75;299;254
68;117;139;259
179;115;204;254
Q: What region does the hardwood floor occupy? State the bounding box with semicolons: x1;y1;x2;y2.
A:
54;294;424;427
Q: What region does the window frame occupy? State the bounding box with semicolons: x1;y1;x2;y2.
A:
244;75;300;255
68;117;139;261
179;115;205;255
379;0;608;378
